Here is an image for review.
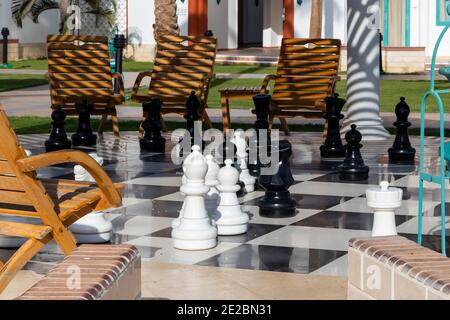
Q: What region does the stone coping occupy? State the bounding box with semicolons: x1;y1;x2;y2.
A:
16;244;141;300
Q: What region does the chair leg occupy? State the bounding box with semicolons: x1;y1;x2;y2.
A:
323;120;329;143
111;115;120;137
0;236;51;293
220;94;231;134
279;117;290;135
203;110;213;129
98;114;108;135
269;113;275;131
161;117;169;132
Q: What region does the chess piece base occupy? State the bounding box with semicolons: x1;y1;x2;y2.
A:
69;212;113;243
388;148;416;162
258;190;297;218
45;139;71;152
338;169;369;181
320;145;346;159
172;218;217;250
72;132;97;147
139;137;166;152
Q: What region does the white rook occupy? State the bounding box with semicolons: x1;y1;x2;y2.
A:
366;181;402;237
342;0;390;141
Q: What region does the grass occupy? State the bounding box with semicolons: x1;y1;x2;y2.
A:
128;79;450;113
9;116;450;137
0;74;48;92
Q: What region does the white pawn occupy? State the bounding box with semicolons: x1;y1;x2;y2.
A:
232;130;255;192
214;159;249;235
172;147;217;250
71;152;112;244
205;154;220;217
172;146;197;229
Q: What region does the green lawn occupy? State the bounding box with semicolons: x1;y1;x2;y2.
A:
0;74;48;92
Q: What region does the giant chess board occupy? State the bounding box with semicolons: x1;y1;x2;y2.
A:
5;132;450;277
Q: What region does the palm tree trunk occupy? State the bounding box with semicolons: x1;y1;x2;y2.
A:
154;0;180;41
309;0;323;38
59;0;72;34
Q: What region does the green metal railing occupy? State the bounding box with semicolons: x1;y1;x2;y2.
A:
418;24;450;256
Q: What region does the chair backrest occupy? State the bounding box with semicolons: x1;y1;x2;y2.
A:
0;109;46;217
273;38;341;107
47;35;114;107
149;35;217;105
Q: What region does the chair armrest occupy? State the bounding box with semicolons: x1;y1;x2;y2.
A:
112;72;125;100
16;151;122;207
260;74;277;94
132;71;152;95
328;75;340;95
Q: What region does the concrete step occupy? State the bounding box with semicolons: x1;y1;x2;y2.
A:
215;59;277;66
425;62;450;71
215;54;278;66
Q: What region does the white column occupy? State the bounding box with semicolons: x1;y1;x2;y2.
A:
342;0;390;141
208;0;238;49
263;0;283;47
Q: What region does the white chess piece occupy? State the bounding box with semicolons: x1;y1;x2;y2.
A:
214;159;249;235
205;154;220;217
366;181;402;237
232;130;255;192
70;152;113;243
172;146;197;229
172;146;217;250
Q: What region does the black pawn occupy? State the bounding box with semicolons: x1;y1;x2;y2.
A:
388;97;416;163
338;124;369;181
258;140;297;218
320;94;346;158
140;98;166;152
184;91;202;148
248;94;272;177
71;102;97;147
45;106;71;152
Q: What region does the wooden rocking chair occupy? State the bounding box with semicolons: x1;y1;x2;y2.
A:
131;35;217;131
0;109;122;293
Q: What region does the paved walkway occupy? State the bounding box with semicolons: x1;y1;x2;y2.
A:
1;68;449;129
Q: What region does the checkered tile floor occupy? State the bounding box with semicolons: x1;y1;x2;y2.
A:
4;132;450;277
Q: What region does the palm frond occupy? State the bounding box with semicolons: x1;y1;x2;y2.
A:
11;0;38;28
30;0;59;23
83;7;116;27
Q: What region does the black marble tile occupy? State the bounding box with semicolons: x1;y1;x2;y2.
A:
242;194;352;210
310;173;406;185
293;211;414;230
196;244;346;274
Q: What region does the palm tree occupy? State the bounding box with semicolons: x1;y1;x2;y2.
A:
11;0;117;34
309;0;323;38
153;0;179;40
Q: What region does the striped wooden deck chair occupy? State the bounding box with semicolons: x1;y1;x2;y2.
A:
260;38;342;134
47;35;125;136
0;108;122;293
131;35;217;130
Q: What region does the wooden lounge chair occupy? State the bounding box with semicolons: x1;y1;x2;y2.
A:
220;38;341;134
0;109;122;293
47;35;125;137
131;35;217;130
263;38;341;134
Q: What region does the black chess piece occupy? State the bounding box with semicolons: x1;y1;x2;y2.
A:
71;101;97;147
258;140;297;218
140;98;166;152
338;124;369;181
45;106;71;152
320;94;346;158
184;91;202;148
248;94;272;177
388;97;416;163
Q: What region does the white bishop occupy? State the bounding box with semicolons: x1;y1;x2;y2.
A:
213;159;249;235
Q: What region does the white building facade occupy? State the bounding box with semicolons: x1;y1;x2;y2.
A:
0;0;449;68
